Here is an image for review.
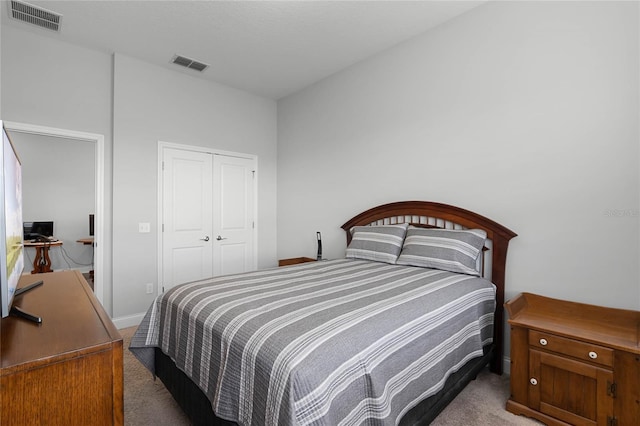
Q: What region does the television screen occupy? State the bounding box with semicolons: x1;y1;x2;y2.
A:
0;121;25;318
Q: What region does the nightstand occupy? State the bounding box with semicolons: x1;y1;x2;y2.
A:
504;293;640;426
278;257;317;267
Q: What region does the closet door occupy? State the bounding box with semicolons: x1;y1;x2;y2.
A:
160;145;257;293
212;154;256;276
161;148;214;292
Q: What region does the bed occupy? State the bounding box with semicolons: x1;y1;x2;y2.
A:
130;201;516;425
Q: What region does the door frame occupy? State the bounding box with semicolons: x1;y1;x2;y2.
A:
157;141;258;294
4;121;106;305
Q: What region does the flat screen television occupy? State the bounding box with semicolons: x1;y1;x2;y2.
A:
0;121;42;322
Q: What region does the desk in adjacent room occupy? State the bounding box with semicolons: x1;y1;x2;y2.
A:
76;237;94;246
23;240;63;273
76;237;95;281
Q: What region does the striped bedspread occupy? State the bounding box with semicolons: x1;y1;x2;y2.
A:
129;258;496;426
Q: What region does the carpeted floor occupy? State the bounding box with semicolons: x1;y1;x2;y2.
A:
121;326;541;425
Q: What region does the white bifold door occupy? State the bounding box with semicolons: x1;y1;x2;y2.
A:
161;146;256;293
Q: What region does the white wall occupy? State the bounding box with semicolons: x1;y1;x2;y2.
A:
1;25;114;313
1;26;278;321
11;133;95;273
277;0;640;338
112;54;278;319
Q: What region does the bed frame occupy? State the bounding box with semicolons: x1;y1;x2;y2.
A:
154;201;517;425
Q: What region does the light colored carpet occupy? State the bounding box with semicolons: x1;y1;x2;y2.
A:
121;326;541;425
123;326;190;426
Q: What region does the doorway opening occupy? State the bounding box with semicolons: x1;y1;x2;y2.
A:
4;121;105;305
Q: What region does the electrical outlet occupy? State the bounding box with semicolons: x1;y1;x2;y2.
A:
146;283;153;294
139;222;151;233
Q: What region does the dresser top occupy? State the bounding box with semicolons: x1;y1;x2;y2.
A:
1;270;121;373
505;292;640;354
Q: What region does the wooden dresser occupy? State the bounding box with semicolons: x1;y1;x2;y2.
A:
505;293;640;426
1;270;123;425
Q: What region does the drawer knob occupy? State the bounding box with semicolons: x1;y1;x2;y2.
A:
589;351;598;359
539;338;548;346
530;378;538;386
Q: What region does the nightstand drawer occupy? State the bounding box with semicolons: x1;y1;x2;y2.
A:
529;330;613;368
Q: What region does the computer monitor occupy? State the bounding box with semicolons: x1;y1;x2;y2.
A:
23;221;54;239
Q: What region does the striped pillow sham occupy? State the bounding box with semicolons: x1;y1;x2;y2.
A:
345;223;409;264
396;226;487;276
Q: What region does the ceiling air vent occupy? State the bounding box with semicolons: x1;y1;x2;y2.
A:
171;55;209;72
10;0;62;32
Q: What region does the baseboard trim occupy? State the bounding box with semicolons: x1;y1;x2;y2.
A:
112;312;145;330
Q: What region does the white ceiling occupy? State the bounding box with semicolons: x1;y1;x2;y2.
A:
2;1;484;99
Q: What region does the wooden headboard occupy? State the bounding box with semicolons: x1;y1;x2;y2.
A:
341;201;517;374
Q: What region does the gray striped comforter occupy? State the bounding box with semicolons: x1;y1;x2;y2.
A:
129;259;496;426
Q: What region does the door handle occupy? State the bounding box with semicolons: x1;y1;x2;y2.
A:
216;235;227;241
200;236;210;241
